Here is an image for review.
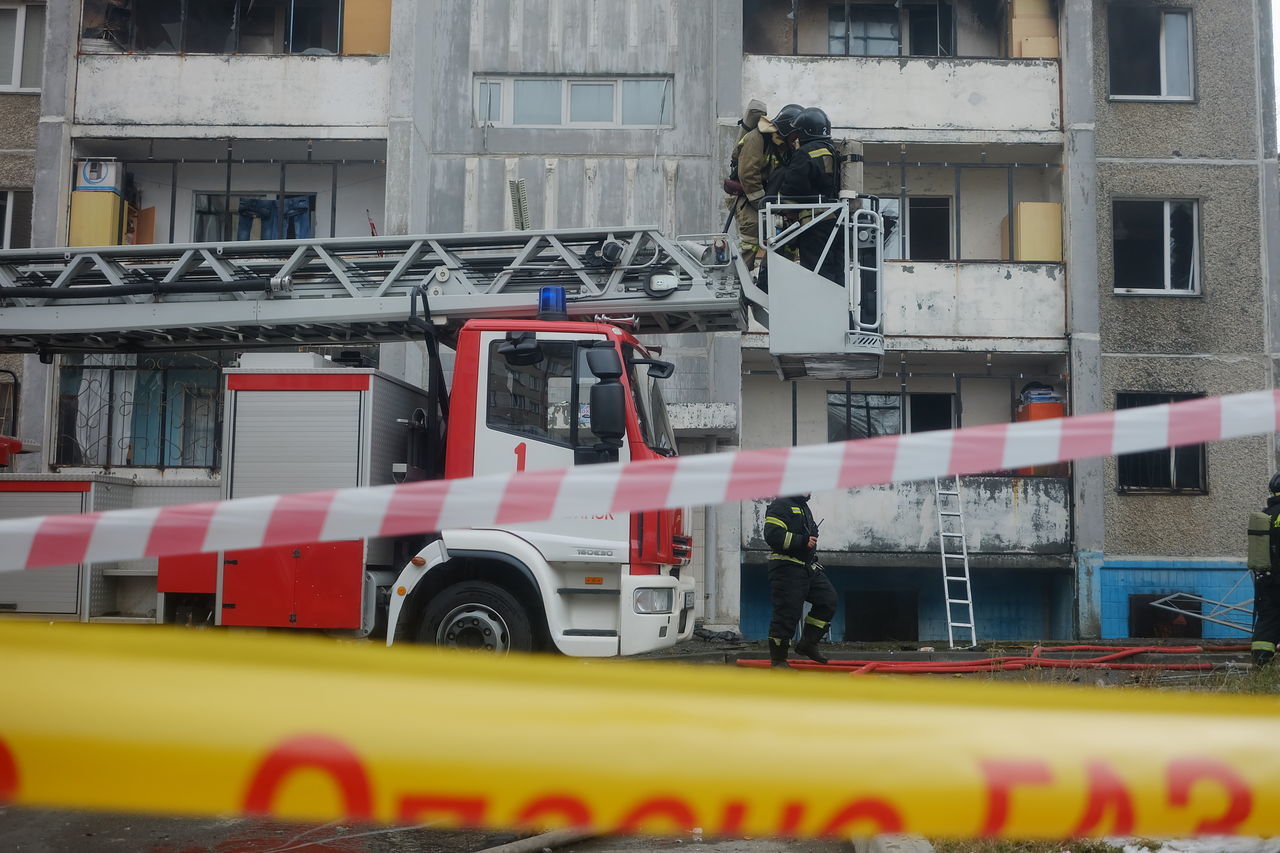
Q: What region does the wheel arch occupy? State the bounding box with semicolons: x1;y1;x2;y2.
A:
404;549;551;650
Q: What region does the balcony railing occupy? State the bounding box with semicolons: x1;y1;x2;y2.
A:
883;261;1065;350
74;54;390;132
742;54;1060;140
743;477;1071;561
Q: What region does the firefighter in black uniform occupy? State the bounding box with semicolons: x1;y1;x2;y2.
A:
1252;473;1280;666
767;106;842;285
762;492;838;668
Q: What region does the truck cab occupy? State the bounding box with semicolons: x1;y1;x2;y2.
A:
389;319;695;656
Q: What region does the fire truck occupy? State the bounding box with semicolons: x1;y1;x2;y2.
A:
0;154;883;656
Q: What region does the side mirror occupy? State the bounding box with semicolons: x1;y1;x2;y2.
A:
497;330;543;366
589;381;626;446
630;357;674;379
585;344;623;380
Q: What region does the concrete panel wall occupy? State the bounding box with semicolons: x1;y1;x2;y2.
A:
74;56;391;131
0;95;39;151
883;261;1066;342
742;55;1061;134
1093;0;1262;160
1096;163;1264;354
405;0;723;236
1100;355;1271;558
741;478;1072;556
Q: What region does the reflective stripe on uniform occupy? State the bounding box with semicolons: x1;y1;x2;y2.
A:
791;507;803;514
1253;641;1276;652
809;148;832;159
769;554;806;565
783;532;793;549
764;517;788;529
804;615;829;629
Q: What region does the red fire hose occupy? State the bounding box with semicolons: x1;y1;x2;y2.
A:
736;644;1250;674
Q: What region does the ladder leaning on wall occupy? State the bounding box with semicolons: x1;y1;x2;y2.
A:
934;475;977;649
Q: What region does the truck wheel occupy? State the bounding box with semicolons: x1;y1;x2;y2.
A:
418;581;534;654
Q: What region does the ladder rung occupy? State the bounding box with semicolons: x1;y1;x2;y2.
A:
937;491;959;497
941;532;965;538
946;597;972;604
950;622;974;629
939;511;963;518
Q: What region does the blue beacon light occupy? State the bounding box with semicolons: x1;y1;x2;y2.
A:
537;285;569;321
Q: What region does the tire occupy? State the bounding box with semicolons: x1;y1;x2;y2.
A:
417;581;534;654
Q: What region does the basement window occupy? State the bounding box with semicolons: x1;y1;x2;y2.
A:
0;3;45;91
1116;392;1205;493
1107;6;1193;100
84;0;343;55
1112;199;1199;294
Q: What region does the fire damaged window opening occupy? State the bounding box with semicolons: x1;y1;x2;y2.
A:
82;0;343;55
1107;5;1193;100
826;389;953;441
1112;199;1199;294
1116;392;1206;494
744;0;963;58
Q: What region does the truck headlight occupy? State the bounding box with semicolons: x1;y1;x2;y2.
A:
633;588;674;614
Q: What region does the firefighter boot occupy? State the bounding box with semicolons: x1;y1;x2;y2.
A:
768;637;791;668
1253;643;1275;667
794;620;830;665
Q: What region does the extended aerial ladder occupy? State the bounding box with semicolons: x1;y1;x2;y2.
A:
0;148;884;379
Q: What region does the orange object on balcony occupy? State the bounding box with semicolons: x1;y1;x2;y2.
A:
1015;402;1067;476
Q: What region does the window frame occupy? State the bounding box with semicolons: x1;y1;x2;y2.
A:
85;0;345;56
1111;197;1201;296
0;2;44;93
0;188;31;249
474;75;675;129
1115;391;1207;494
825;388;956;442
484;339;599;451
1107;7;1196;103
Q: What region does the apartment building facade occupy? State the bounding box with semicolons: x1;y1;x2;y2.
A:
11;0;1277;645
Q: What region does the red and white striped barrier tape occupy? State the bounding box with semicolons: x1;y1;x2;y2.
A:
1;390;1276;574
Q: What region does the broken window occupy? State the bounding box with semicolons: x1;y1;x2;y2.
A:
906;2;953;57
1112;199;1198;293
906;197;951;261
828;3;899;56
1;3;45;90
1108;6;1193;99
827;390;953;441
84;0;343;55
1116;393;1205;492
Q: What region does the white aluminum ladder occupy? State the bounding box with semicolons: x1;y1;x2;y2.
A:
934;475;977;649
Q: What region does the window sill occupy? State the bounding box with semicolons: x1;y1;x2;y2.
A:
1112;288;1201;298
0;87;41;95
1116;488;1208;496
1107;95;1196;104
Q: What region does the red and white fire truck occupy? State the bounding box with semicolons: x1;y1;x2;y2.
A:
0;184;883;655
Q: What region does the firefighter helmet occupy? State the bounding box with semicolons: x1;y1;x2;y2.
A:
1270;472;1280;494
771;104;804;138
795;107;831;141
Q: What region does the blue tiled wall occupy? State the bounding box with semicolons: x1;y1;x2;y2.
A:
740;563;1073;642
1099;561;1252;640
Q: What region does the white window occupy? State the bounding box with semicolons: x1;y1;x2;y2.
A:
1112;199;1199;294
1108;7;1193;100
0;3;45;91
475;76;674;128
0;189;32;249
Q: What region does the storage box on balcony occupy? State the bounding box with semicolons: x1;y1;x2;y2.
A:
1015;401;1068;477
1001;202;1062;263
1020;36;1060;59
69;191;126;247
1007;17;1057;57
1009;0;1053;17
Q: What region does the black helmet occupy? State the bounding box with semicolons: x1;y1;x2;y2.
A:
771;103;803;138
1270;473;1280;494
795;106;831;141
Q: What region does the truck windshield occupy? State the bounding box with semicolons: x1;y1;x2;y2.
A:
624;345;677;456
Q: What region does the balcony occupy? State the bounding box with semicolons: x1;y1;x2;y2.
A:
742;0;1061;143
884;261;1065;351
742;477;1071;568
74;54;390;135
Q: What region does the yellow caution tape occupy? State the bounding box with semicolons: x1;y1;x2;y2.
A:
2;621;1278;840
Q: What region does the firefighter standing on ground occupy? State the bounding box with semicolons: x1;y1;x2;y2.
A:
727;101;799;271
763;493;837;668
1251;473;1280;666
